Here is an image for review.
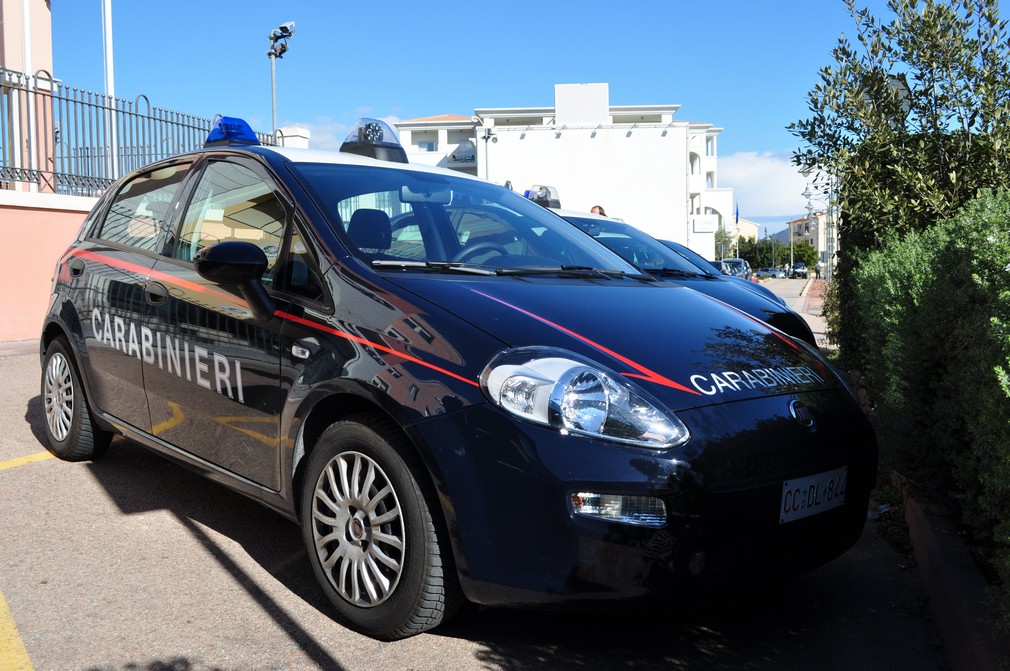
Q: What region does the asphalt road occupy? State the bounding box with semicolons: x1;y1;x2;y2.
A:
0;336;949;671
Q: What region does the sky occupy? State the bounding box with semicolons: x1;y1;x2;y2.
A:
49;0;902;234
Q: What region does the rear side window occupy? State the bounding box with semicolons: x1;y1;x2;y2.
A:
96;163;191;251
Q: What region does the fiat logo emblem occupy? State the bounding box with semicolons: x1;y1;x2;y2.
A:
789;400;815;429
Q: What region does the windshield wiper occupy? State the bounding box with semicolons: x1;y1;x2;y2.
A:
646;268;703;279
371;260;496;275
372;260;655;282
496;265;655;281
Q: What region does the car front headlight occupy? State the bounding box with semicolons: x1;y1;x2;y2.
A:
480;347;689;449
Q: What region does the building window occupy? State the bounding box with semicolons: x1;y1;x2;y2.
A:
417;141;436;152
706;172;715;189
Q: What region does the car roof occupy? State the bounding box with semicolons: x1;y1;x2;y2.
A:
240;145;485;184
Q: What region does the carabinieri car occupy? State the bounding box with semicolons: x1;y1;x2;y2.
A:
40;117;877;640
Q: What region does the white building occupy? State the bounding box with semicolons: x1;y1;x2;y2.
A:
394;113;481;174
784;209;835;272
396;83;733;259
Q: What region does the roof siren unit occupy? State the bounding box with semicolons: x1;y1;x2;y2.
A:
204;117;262;148
340;118;408;163
523;185;561;209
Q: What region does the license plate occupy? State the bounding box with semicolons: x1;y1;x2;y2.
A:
780;467;847;524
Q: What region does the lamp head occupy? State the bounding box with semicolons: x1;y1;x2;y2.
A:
269;21;296;43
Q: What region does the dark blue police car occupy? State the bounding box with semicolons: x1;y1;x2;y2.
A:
40;117;877;640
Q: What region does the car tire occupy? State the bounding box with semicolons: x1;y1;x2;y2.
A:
301;413;462;640
41;338;112;461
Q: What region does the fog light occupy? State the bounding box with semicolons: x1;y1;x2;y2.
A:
687;549;707;576
570;492;666;527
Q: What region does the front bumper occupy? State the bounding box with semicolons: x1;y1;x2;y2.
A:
409;389;877;608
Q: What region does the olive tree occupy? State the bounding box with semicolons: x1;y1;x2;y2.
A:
789;0;1010;367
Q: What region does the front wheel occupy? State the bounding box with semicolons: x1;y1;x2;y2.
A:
41;338;112;461
300;414;461;640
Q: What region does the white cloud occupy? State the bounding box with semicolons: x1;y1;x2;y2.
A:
719;151;810;220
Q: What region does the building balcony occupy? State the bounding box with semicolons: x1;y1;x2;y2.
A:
446;141;476;166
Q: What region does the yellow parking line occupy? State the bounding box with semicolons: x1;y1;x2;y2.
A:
0;590;33;670
151;401;184;436
0;452;53;472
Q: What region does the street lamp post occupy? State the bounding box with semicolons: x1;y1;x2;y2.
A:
267;22;296;133
801;184;818;275
825;173;837;283
479;126;495;180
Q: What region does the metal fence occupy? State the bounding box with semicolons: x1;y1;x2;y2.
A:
1;68;274;197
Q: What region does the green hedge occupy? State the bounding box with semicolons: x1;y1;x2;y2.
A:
849;189;1010;628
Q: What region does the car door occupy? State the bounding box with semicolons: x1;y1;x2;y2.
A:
142;155;324;490
71;161;193;430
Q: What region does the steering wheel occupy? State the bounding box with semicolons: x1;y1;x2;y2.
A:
451;242;509;263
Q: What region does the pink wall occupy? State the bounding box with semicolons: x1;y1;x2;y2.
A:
0;193;95;343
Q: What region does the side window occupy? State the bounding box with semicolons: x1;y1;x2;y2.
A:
175;161;286;285
96;163;191;251
276;223;326;303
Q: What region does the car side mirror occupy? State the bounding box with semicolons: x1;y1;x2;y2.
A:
195;241;276;321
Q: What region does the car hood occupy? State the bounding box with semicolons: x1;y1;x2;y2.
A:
661;274;789;319
387;275;841;411
725;275;787;305
660;274;815;345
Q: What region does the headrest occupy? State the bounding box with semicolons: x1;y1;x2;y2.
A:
347;209;392;251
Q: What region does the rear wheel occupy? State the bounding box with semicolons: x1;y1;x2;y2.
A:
301;413;461;640
41;338;112;461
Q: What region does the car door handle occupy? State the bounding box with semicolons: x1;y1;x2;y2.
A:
145;282;169;305
68;258;85;277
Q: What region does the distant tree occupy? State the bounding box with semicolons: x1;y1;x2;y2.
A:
790;241;819;269
738;236;791;269
714;226;734;259
736;237;760;267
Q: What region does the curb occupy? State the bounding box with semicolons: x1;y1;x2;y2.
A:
0;340;36;357
904;495;1010;670
798;278;813;298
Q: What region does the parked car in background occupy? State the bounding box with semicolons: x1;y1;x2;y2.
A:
718;257;752;280
557;210;817;345
791;263;809;279
756;267;786;279
659;240;789;307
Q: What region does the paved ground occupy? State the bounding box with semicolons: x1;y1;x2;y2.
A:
762;277;830;348
0;291;952;670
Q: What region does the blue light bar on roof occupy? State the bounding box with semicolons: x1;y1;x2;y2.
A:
204;117;261;147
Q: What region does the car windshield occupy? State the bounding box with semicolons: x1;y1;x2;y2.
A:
562;216;703;274
660;239;722;275
288;164;640;274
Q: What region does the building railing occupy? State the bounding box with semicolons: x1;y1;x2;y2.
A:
1;68;274;197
